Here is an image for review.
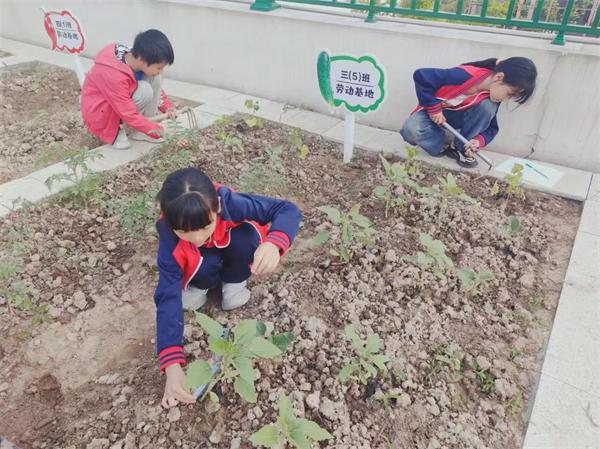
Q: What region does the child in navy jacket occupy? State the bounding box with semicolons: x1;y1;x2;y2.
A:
400;57;537;168
153;168;302;408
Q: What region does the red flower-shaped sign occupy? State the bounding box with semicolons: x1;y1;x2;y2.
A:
43;10;85;54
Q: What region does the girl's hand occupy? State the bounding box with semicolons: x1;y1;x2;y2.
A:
463;139;480;157
251;242;281;276
429;112;446;125
162;364;196;409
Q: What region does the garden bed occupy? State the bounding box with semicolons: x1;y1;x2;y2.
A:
0;113;581;449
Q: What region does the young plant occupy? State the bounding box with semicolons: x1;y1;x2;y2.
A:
505;216;523;238
457;268;494;298
405;232;454;281
504;163;525;198
249;390;332;448
186;313;294;404
240;145;287;194
45;149;104;208
405;145;421;177
287;128;309;160
244;99;264;129
313;204;373;263
374;155;415;218
338;325;390;385
437;173;476;204
470;359;495;395
153;148;195;180
106;188;159;236
0;258;31;311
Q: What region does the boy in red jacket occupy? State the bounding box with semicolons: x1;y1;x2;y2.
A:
81;29;176;150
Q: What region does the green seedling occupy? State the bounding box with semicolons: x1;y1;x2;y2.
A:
244;99;264;129
505;216;523;238
186;313;294;404
339;325;390;385
0;259;31;311
249;390;332;448
508;348;523;361
313;204;373;263
507;391;524;416
504;163;525;198
287;128;309;160
437;173;476;204
45;149;104;208
240;145;287;194
35;143;79;169
405;145;421;177
405;232;454;281
427;343;463;383
489;181;501;197
457;268;494;298
153;149;195;180
106;189;159;236
470;359;495;395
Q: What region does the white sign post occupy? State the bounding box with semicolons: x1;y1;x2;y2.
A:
42;8;86;86
317;51;385;163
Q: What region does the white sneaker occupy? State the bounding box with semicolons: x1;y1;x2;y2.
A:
181;286;208;310
130;131;164;144
222;281;251;311
112;129;131;150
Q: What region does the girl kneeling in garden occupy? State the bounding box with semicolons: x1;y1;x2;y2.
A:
154;167;302;408
400;57;537;168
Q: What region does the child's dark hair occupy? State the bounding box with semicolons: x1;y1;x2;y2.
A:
131;29;174;65
158;168;219;232
463;57;537;104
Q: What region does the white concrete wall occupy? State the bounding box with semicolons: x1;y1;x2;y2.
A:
1;0;599;171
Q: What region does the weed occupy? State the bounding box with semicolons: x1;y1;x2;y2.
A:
339;325;390;385
505;216;523;238
313;204;373;263
105;189;159;236
244;99;264;129
249;390;332;448
457;268;494;298
287;128;309;159
240;145;287;194
405;232;454;281
470;359;495;395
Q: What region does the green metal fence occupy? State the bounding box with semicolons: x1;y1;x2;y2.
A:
250;0;600;45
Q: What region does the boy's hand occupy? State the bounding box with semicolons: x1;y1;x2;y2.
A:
429;112;446;125
251;242;281;276
162;363;196;409
148;125;165;139
463;139;480;157
166;108;178;120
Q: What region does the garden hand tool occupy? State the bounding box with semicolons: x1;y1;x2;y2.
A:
150;105;198;129
442;122;494;170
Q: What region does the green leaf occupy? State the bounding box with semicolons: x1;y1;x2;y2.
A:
279;392;296;424
316;206;342;224
338;363;356;383
195;312;224;338
208;391;219;403
209;337;236;357
344;325;364;351
341;222;352;244
371;354;390;371
373;186;388;198
289;429;311;449
233;356;255;383
249;424;281;448
247;337;282;359
479;270;494;281
234;319;260;345
268;332;295;353
299;144;309;159
297;419;333;441
185;359;214;389
312;231;330;246
365;334;382;353
360;360;378;378
458;268;475;285
257;320;267;336
234;376;257;403
352;213;372;229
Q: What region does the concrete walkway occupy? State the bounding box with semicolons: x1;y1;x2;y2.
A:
1;37;599;449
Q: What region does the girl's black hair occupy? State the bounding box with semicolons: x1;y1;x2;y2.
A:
131;29;174;65
158;168;219;232
463;57;537;104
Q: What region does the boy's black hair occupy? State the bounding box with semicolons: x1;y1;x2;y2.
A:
158;168;219;232
131;29;174;65
463;57;537;104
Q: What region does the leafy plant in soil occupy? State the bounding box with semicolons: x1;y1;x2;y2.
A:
186;313;294;404
313;204;373;263
405;145;422;177
105;188;159;236
504;163;525;198
505;215;523;238
287;128;309;160
45;149;105;208
436;172;477;224
244;99;264;129
427;343;464;384
249;390;333;448
470;358;495;395
405;231;454;281
240;145;288;195
0;259;31;311
457;268;495;298
339;325;390;385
